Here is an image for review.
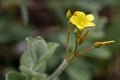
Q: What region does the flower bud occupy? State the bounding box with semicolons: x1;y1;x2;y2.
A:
94;40;115;48
66;10;72;19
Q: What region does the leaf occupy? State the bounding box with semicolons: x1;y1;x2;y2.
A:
20;50;34;69
20;66;36;76
22;36;48;66
21;36;58;75
35;61;46;73
25;37;37;63
31;73;47;80
20;52;47;74
32;36;48;60
39;42;59;62
6;71;27;80
20;66;48;80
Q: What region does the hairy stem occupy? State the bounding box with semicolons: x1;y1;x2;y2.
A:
48;59;69;80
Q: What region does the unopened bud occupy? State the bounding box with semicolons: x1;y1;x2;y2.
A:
94;40;115;48
66;10;72;19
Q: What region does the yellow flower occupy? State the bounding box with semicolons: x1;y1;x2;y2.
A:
70;11;95;31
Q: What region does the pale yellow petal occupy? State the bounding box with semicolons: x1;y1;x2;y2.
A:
73;11;87;26
86;22;96;27
74;11;86;16
87;14;94;21
75;25;83;31
70;15;79;26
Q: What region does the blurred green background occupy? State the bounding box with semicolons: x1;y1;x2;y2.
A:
0;0;120;80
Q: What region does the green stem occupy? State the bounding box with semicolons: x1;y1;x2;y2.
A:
82;29;90;40
72;34;79;56
66;22;71;59
77;46;94;56
66;33;79;61
48;59;69;80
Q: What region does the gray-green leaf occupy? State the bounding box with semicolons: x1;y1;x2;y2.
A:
20;50;34;69
20;66;36;76
39;42;59;62
26;36;48;63
6;71;27;80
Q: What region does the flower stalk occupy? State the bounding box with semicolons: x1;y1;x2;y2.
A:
66;21;71;61
48;10;115;80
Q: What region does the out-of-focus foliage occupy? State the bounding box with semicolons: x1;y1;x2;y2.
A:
0;19;32;43
6;71;27;80
105;16;120;52
0;0;32;44
0;0;32;80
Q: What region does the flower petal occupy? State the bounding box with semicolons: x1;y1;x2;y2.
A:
87;14;94;21
74;25;83;31
74;11;86;16
70;15;79;26
86;22;96;27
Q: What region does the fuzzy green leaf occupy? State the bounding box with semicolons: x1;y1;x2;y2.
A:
31;73;47;80
31;36;48;60
39;42;59;62
35;61;46;73
6;71;27;80
27;36;48;63
20;66;36;76
20;36;48;69
20;50;34;68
